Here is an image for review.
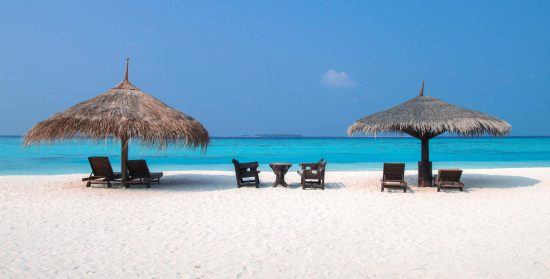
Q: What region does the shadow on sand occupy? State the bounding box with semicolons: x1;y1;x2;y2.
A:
461;173;540;189
402;173;540;191
113;172;541;192
283;182;346;190
154;173;236;192
127;173;347;192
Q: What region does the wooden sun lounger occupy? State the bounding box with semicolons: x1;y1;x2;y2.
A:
232;159;260;188
381;163;407;192
297;159;327;190
126;160;163;188
434;169;464;192
82;157;121;187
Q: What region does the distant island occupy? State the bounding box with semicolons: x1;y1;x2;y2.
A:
241;134;303;138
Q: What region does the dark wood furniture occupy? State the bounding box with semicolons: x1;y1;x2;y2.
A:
381;163;407;192
297;159;327;190
434;169;464;192
232;159;260;188
126;160;163;188
269;162;292;187
82;157;121;187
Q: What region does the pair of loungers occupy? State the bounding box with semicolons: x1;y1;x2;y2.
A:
232;158;327;190
381;163;464;192
82;157;163;188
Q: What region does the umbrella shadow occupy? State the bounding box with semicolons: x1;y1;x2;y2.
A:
403;173;540;190
462;173;540;189
152;173;347;192
151;173;237;192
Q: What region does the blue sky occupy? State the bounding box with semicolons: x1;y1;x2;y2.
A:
0;1;549;136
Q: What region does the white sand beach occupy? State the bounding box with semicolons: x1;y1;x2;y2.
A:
1;168;550;278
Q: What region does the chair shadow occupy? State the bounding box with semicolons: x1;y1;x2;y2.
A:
286;182;345;190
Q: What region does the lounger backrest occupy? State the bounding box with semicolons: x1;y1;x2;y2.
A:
438;169;462;182
232;158;240;170
383;163;405;181
318;159;327;175
88;157;115;178
127;160;151;177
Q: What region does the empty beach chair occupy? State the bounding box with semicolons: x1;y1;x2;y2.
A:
297;159;327;190
434;169;464;192
232;159;261;188
82;157;121;187
126;160;163;188
381;163;407;192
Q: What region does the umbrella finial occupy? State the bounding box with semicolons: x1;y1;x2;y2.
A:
124;57;130;82
419;79;425;96
114;58;139;90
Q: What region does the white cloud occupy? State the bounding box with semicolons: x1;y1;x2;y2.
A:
321;69;355;87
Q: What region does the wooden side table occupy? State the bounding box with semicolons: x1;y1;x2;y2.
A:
269;162;292;187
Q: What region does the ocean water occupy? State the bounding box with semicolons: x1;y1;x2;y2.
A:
0;136;549;175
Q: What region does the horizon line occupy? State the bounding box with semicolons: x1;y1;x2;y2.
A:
1;135;549;139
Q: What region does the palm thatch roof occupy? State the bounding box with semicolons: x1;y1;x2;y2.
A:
24;59;209;150
348;81;511;138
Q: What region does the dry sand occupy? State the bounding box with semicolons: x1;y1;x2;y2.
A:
1;168;549;278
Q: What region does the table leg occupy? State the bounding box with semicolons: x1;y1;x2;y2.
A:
272;173;288;187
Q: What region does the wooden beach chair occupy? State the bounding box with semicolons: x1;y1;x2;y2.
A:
381;163;407;192
126;160;163;188
82;157;121;187
232;159;260;188
297;159;327;190
434;169;464;192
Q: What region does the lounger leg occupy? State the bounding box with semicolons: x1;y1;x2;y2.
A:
86;182;91;187
403;187;406;193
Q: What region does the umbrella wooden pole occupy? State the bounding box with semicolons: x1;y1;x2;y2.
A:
121;138;129;185
418;137;433;186
421;137;429;161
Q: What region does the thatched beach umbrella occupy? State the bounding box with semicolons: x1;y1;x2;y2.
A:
24;59;209;182
348;80;511;186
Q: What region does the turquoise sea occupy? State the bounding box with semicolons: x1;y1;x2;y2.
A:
0;136;549;175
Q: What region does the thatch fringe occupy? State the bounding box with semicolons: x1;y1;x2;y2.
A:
24;87;209;150
348;96;511;138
